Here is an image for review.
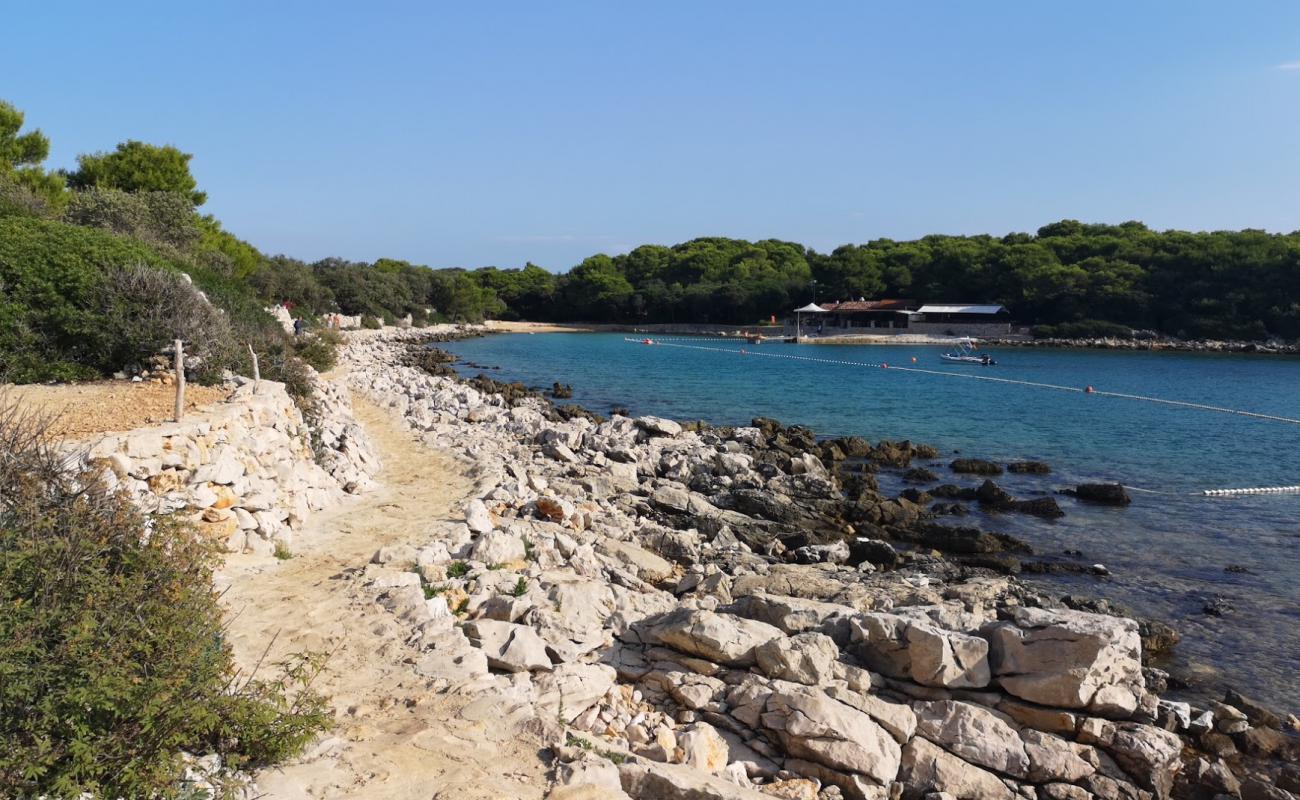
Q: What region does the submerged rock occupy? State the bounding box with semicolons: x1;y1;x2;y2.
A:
949;458;1003;475
1064;482;1132;505
1007;460;1052;474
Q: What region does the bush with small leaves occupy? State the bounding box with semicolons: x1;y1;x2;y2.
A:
0;398;331;797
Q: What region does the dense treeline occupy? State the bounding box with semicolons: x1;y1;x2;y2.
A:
4;96;1300;389
241;224;1300;340
472;225;1300;340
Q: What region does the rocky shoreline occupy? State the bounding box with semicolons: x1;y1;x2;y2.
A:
341;326;1299;800
989;337;1300;355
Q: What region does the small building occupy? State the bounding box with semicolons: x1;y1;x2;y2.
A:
915;304;1009;324
819;299;920;330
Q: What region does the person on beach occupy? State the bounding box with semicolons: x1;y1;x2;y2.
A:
293;318;303;337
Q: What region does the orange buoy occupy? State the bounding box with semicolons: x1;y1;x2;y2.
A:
881;363;888;369
1085;385;1095;393
911;357;917;363
642;338;653;345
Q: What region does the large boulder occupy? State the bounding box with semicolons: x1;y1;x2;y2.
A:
636;416;683;438
533;663;617;723
676;722;729;774
913;700;1030;778
469;530;527;564
848;613;990;689
618;760;771;799
899;737;1015;800
984;607;1144;714
630;608;781;667
598;539;675;584
762;689;901;786
912;700;1094;784
1079;718;1183;798
825;688;917;744
465;498;496;533
463;619;553;672
755;632;839;685
725;592;856;639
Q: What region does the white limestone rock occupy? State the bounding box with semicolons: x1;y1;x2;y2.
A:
463;619;553;673
984;606;1145;714
632;608;782;667
754;632;839;685
849;613;990;689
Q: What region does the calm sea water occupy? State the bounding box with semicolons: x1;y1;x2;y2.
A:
441;333;1300;710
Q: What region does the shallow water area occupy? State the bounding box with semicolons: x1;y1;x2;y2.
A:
441;332;1300;711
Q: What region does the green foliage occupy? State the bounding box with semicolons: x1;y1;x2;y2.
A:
0;217;287;384
510;577;528;597
314;258;413;321
446;561;469;578
102;263;236;376
248;255;335;310
64;187;201;253
195;215;262;278
0;100;49;170
514;226;1300;338
1031;320;1135;339
0;100;67;215
428;269;503;322
0;401;330;797
293;329;342;372
68;140;207;206
360;313;382;329
273;542;293;560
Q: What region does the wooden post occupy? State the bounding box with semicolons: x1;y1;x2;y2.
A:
173;339;185;422
247;343;260;391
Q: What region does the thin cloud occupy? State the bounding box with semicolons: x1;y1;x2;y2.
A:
1275;61;1300;70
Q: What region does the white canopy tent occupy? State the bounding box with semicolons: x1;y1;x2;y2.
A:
792;302;827;341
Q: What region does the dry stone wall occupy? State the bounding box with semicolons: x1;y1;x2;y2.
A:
78;372;378;555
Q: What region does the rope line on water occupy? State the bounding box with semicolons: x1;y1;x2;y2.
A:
623;338;1300;426
622;338;1300;499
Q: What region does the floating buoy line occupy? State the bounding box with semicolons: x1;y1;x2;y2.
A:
623;336;1300;499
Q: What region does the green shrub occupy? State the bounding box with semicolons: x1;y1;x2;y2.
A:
293;328;342;373
104;263;236;373
0;174;60;220
0;399;330;797
0;217;285;384
360;313;382;329
63;188;201;253
1031;319;1134;339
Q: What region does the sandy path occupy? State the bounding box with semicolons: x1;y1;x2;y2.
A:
485;320;607;334
217;395;549;799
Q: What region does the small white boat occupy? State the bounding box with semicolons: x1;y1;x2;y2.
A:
940;338;995;365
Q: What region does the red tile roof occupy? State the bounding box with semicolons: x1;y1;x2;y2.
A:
819;299;918;312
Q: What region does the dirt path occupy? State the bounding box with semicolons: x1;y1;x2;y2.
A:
3;381;231;439
217;395;549;799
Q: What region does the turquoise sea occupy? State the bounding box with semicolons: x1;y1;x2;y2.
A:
441;333;1300;710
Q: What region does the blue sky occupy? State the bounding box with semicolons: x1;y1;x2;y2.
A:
7;1;1300;269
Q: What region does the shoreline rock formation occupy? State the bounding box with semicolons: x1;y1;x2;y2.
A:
336;327;1298;800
